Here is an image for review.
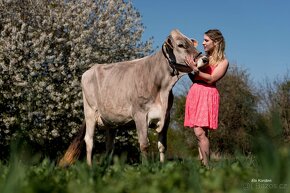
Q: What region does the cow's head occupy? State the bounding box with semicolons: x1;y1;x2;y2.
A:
163;29;208;74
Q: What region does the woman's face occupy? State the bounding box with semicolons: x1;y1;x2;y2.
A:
202;34;215;53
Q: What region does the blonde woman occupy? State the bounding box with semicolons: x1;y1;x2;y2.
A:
184;29;229;167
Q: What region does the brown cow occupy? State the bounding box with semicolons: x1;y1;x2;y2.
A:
59;29;208;166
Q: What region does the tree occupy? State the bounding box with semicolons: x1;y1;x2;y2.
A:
0;0;153;159
258;72;290;143
216;65;259;154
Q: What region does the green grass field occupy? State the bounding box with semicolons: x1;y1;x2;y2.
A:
1;148;289;193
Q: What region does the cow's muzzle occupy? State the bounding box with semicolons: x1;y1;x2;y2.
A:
196;55;209;69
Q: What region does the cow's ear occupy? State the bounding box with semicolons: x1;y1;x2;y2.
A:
191;39;198;47
166;36;174;49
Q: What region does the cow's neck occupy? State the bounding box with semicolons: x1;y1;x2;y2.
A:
147;50;186;90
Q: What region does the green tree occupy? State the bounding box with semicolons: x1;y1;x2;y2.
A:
258;72;290;143
216;65;258;154
0;0;153;159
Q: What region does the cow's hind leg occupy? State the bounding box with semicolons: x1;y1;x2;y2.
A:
105;128;116;156
83;95;96;166
84;118;95;166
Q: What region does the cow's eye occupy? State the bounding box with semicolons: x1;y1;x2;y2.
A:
177;44;185;48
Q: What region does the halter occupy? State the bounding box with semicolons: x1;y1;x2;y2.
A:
162;42;202;76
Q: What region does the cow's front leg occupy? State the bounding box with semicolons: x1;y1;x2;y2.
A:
158;90;173;163
158;117;169;163
135;113;149;163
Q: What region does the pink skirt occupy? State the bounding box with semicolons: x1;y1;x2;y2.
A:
184;83;220;129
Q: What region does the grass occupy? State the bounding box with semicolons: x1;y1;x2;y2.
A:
1;115;289;193
1;149;289;193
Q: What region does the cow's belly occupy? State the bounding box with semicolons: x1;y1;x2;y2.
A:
97;105;133;127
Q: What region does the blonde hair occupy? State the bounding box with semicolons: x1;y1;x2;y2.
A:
205;29;226;65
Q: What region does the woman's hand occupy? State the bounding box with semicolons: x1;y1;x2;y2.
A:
185;56;200;74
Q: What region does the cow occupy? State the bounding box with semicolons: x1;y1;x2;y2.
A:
59;29;208;167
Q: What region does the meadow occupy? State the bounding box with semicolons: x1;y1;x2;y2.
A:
0;144;289;193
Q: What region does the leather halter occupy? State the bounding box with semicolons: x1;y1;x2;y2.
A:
162;42;202;76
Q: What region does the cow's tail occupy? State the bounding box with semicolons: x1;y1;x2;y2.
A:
58;121;86;167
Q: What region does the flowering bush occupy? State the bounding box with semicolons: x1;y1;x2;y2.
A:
0;0;153;159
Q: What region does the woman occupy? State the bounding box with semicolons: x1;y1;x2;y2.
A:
184;29;229;167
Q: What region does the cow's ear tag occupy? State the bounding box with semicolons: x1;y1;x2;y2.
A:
191;39;198;47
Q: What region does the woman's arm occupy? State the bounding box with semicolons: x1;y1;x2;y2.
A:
198;59;229;84
185;57;229;84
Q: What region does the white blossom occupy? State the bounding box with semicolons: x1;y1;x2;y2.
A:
51;129;59;137
0;0;153;148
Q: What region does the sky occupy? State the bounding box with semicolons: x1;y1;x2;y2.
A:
131;0;290;85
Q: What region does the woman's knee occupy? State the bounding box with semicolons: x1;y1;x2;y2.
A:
194;127;207;141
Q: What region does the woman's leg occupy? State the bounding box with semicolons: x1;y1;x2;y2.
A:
198;147;203;161
194;127;209;166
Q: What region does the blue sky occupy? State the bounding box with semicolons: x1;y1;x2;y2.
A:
131;0;290;85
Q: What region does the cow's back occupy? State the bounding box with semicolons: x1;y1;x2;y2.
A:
82;56;160;125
